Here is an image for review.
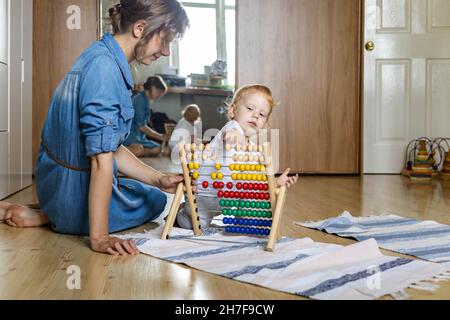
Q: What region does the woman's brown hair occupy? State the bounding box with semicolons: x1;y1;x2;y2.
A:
109;0;189;61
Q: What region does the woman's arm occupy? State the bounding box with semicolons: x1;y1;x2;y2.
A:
139;125;169;143
88;152;138;256
114;146;184;194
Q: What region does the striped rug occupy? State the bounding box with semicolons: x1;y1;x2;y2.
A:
296;211;450;269
119;226;447;300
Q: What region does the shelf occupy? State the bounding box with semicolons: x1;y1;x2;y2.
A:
168;86;233;97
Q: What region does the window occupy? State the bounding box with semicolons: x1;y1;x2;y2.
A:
176;0;236;86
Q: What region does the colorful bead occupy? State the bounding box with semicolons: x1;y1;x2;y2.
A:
192;172;199;180
218;172;224;180
202;181;209;189
215;163;222;170
189;162;195;170
211;172;217;180
231;173;237;180
227;182;233;189
230;164;235;171
194;162;201;170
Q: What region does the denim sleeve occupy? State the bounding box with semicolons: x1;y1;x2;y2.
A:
78;55;123;157
133;94;149;128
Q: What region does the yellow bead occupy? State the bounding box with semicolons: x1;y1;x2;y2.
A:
256;165;261;171
237;174;242;180
262;175;268;181
251;165;256;171
242;174;247;180
232;173;237;180
260;165;266;172
215;163;222;170
194;162;201;170
211;172;217;180
257;175;262;181
252;174;257;181
238;155;244;162
230;164;235;171
245;165;251;171
192;171;199;180
233;154;239;161
202;154;208;161
205;144;211;151
240;164;246;171
218;172;224;180
199;144;205;151
189;162;194;170
191;143;196;151
260;156;265;163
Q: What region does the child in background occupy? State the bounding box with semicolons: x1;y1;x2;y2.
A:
176;84;299;229
169;104;203;154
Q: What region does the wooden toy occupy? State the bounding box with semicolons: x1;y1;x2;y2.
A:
161;142;287;252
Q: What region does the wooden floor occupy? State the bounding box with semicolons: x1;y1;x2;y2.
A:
1;157;450;300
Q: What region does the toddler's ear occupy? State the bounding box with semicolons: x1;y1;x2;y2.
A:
228;104;236;119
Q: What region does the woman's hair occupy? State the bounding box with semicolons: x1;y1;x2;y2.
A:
227;84;277;120
144;75;168;92
109;0;189;61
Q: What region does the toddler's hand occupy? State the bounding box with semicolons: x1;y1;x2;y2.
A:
276;168;299;189
90;236;139;257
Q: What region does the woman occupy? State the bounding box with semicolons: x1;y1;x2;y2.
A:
0;0;189;257
125;76;171;157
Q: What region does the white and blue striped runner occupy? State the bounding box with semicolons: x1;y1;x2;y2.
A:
296;211;450;269
120;226;447;300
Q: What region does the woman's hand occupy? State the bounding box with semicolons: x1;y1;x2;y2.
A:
157;174;198;194
276;168;299;189
90;236;139;256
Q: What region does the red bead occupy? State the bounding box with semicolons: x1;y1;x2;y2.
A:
243;183;248;190
249;183;255;191
244;192;250;199
224;191;230;198
219;182;225;189
263;184;269;191
264;193;270;200
249;192;255;199
202;181;209;189
236;183;243;190
213;182;219;189
259;193;265;200
258;184;263;191
227;182;233;189
218;191;224;198
239;192;245;199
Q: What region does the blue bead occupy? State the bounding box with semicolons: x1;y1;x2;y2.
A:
245;228;250;234
233;219;238;225
223;218;228;224
268;221;272;227
243;219;248;226
264;229;270;236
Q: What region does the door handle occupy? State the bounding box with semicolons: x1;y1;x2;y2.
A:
365;41;375;52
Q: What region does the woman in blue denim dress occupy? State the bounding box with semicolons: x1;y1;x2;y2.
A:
124;76;171;157
0;0;189;257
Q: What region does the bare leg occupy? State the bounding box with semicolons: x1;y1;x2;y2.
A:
140;147;163;158
0;201;12;221
126;144;144;157
3;204;50;228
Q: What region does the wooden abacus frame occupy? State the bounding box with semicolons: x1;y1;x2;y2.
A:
161;142;287;252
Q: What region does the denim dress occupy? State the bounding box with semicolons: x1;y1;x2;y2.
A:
123;91;161;149
35;33;167;236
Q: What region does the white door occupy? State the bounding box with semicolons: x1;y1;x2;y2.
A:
0;62;7;131
364;0;450;173
0;0;7;63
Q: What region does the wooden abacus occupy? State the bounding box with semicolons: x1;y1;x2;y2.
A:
161;142;287;252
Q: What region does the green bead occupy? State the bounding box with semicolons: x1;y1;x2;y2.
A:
222;209;228;215
262;212;267;218
267;211;272;218
245;202;250;208
232;209;237;216
219;200;224;206
242;210;247;217
240;201;245;207
260;202;266;209
255;202;261;209
257;211;262;218
237;210;242;217
252;211;257;217
224;200;229;207
267;202;271;209
250;202;256;208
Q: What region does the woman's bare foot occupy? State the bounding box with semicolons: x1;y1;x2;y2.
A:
3;204;50;228
0;201;12;222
